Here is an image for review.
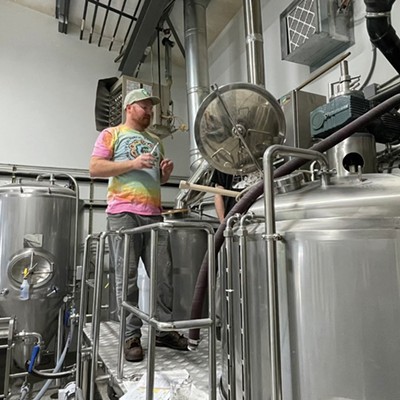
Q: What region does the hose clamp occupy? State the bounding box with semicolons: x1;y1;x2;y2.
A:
366;11;391;18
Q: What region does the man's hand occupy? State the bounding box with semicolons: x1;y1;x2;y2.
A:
134;153;156;169
160;158;174;183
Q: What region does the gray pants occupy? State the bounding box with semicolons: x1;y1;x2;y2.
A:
107;212;173;339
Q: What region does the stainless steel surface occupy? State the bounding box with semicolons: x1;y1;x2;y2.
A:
243;0;265;86
274;171;305;194
195;82;286;175
279;90;326;150
327;133;377;176
184;0;210;172
222;215;240;400
0;179;78;368
263;146;329;400
224;171;400;400
169;218;218;320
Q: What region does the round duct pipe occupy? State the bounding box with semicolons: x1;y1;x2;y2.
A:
243;0;265;86
184;0;211;172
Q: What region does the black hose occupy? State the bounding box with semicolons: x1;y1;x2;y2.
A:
365;0;400;75
188;93;400;343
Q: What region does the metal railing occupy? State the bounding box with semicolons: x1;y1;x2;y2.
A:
76;220;217;400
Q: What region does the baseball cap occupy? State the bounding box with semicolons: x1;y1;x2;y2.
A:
123;88;160;109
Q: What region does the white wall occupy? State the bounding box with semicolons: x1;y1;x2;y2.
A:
0;1;117;170
0;0;190;177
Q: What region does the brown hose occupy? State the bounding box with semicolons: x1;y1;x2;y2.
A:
188;93;400;343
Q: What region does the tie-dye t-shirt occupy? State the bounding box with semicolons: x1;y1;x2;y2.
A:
92;125;164;216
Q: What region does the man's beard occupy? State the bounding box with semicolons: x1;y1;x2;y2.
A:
139;115;151;129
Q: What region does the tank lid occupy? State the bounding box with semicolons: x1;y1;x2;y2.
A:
0;181;76;196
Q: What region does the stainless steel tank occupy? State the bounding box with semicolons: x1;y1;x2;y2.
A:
163;209;218;320
223;172;400;400
0;179;78;368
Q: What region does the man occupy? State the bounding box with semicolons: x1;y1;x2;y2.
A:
90;88;188;362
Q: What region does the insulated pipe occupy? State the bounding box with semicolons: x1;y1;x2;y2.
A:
188;93;400;343
365;0;400;75
243;0;265;86
184;0;210;172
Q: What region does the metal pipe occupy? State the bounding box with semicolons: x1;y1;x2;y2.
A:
223;215;240;400
207;226;217;400
238;213;255;399
2;317;14;400
243;0;265;86
145;228;158;400
165;16;186;58
184;0;210;172
117;232;129;380
89;232;107;400
55;305;65;388
263;145;329;400
76;234;92;389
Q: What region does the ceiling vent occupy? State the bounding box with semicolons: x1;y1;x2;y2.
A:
280;0;354;69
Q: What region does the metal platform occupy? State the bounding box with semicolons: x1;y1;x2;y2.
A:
83;321;223;398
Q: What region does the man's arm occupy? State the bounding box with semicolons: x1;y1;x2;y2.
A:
214;185;226;222
89;154;156;178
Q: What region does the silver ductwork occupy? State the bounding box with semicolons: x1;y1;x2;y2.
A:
243;0;265;86
184;0;211;173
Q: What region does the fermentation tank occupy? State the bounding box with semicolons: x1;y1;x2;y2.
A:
0;177;80;368
223;172;400;400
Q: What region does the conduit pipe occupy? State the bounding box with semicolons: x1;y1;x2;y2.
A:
365;0;400;75
188;93;400;344
184;0;211;172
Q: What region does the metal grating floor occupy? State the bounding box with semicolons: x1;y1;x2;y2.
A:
84;321;224;398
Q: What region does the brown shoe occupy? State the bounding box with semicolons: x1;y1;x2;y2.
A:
155;331;188;351
124;337;144;362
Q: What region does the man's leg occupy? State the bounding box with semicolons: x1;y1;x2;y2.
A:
107;213;144;361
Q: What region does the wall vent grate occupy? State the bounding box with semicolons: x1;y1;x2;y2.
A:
280;0;354;69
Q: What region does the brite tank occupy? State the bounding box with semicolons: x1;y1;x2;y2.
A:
226;173;400;400
0;180;77;368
